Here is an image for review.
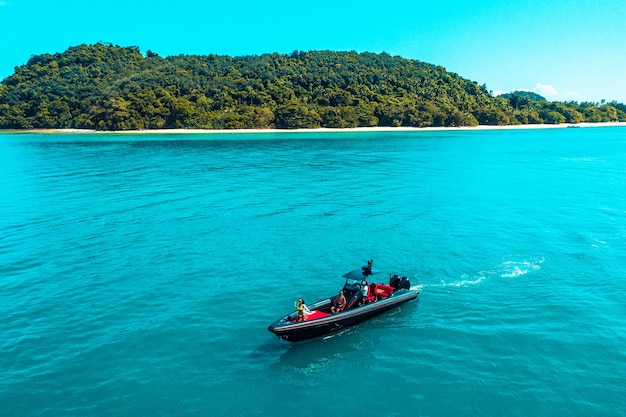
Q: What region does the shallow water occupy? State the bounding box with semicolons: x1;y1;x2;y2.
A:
1;127;625;416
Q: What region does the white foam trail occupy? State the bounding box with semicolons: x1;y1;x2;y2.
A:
421;275;485;288
498;258;543;278
420;256;544;288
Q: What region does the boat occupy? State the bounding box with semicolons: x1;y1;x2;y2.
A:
268;260;419;342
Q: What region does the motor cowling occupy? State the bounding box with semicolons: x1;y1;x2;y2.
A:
399;276;410;290
390;274;411;290
389;274;400;289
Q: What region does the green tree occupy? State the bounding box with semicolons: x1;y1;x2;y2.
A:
540;109;566;124
1;43;625;131
274;103;321;129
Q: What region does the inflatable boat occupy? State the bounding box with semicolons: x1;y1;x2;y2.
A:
268;260;419;342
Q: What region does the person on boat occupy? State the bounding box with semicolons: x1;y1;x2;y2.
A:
294;298;311;322
361;281;369;304
330;290;347;314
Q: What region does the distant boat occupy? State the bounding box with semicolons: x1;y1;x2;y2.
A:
268;260;419;342
567;124;581;128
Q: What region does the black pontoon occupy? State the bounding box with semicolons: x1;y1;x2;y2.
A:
268;260;419;342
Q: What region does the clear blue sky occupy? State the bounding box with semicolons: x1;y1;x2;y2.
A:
1;0;625;102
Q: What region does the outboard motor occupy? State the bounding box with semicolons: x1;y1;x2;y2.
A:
390;274;411;290
389;274;401;289
399;276;411;290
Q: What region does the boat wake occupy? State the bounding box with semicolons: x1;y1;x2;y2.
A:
428;255;544;288
498;259;543;278
499;255;544;277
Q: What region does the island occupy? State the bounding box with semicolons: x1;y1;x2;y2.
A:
1;43;624;131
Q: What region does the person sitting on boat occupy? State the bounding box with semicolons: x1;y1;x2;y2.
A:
294;298;311;322
361;281;369;304
330;290;347;314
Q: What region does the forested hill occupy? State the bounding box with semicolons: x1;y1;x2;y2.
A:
1;43;624;131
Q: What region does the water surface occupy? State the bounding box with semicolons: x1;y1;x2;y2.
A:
1;127;625;416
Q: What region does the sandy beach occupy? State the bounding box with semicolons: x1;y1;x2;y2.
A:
3;122;625;135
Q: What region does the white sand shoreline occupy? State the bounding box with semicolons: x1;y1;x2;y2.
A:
3;122;625;135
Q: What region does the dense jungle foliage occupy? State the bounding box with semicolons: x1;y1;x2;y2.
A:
1;43;624;131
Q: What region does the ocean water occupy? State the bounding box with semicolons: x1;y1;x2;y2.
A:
1;127;625;416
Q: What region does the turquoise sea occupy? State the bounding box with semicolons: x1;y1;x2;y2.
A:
1;127;625;416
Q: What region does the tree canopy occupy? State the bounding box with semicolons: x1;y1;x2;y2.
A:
1;43;624;131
